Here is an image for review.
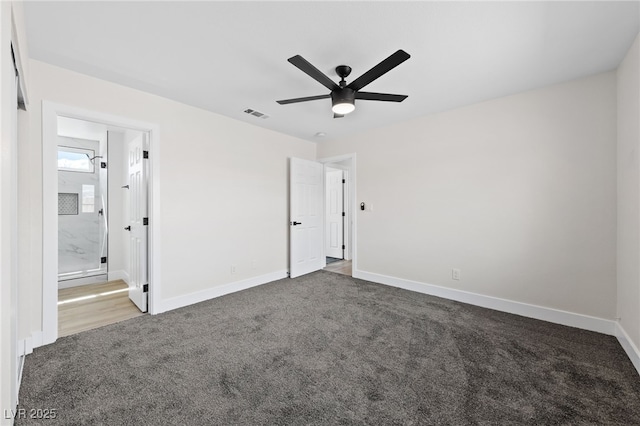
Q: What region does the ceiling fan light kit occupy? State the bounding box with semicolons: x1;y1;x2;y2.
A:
277;50;410;118
331;88;356;115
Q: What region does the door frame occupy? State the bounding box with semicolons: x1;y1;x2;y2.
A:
318;153;357;272
42;101;161;345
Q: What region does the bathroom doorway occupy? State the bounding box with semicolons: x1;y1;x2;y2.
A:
41;103;159;344
55;117;149;336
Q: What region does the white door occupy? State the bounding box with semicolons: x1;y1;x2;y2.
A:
127;133;148;312
325;167;344;259
11;51;20;407
290;157;324;278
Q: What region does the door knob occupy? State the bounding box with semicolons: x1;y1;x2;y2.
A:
124;226;131;231
291;221;302;226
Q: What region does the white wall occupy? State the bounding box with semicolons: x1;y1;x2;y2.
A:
617;33;640;353
24;60;315;335
318;72;617;321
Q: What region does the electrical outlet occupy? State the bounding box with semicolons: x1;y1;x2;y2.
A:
231;264;237;274
452;268;461;281
251;260;256;270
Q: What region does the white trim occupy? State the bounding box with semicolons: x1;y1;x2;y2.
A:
354;269;617;336
18;331;42;356
41;101;161;346
17;330;42;402
17;338;29;358
156;270;288;314
57;274;108;289
30;331;42;350
615;322;640;376
42;102;58;345
342;170;351;261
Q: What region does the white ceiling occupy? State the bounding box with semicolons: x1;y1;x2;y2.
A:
24;1;639;143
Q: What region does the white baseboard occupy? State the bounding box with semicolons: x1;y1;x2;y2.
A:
108;269;129;284
353;269;617;336
615;322;640;376
58;274;108;289
156;270;288;314
32;331;43;350
18;331;43;356
17;330;45;405
18;338;30;357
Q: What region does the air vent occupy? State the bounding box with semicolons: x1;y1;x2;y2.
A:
244;108;270;119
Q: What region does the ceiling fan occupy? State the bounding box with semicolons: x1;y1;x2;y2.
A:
277;50;411;118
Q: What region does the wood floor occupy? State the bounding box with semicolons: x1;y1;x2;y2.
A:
58;280;145;337
324;259;352;276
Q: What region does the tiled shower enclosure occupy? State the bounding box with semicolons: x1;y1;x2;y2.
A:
57;136;108;285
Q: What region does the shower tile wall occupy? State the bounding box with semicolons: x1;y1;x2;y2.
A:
58;136;105;279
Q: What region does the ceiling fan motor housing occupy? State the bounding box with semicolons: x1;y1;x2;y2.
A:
331;87;355;106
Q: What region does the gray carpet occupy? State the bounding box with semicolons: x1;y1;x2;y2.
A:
16;271;640;425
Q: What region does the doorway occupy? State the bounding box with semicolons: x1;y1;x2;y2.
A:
288;154;356;278
54;116;149;336
322;155;355;277
42;102;160;345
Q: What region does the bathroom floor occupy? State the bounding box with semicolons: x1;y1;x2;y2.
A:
58;280;145;337
323;259;352;276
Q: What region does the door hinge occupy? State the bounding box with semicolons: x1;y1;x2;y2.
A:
342;245;345;250
143;284;149;292
342;179;346;184
143;217;149;225
143;150;149;159
101;162;107;169
342;212;345;217
101;257;107;264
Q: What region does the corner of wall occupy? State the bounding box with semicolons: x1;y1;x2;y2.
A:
616;31;640;360
615;322;640;376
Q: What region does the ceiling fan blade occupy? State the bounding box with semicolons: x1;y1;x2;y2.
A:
347;50;410;91
276;94;331;105
288;55;340;91
333;113;344;119
355;92;408;102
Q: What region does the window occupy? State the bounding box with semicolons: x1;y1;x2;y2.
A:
58;146;94;173
81;185;95;213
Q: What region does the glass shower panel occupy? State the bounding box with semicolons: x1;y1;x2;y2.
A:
57;137;108;282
